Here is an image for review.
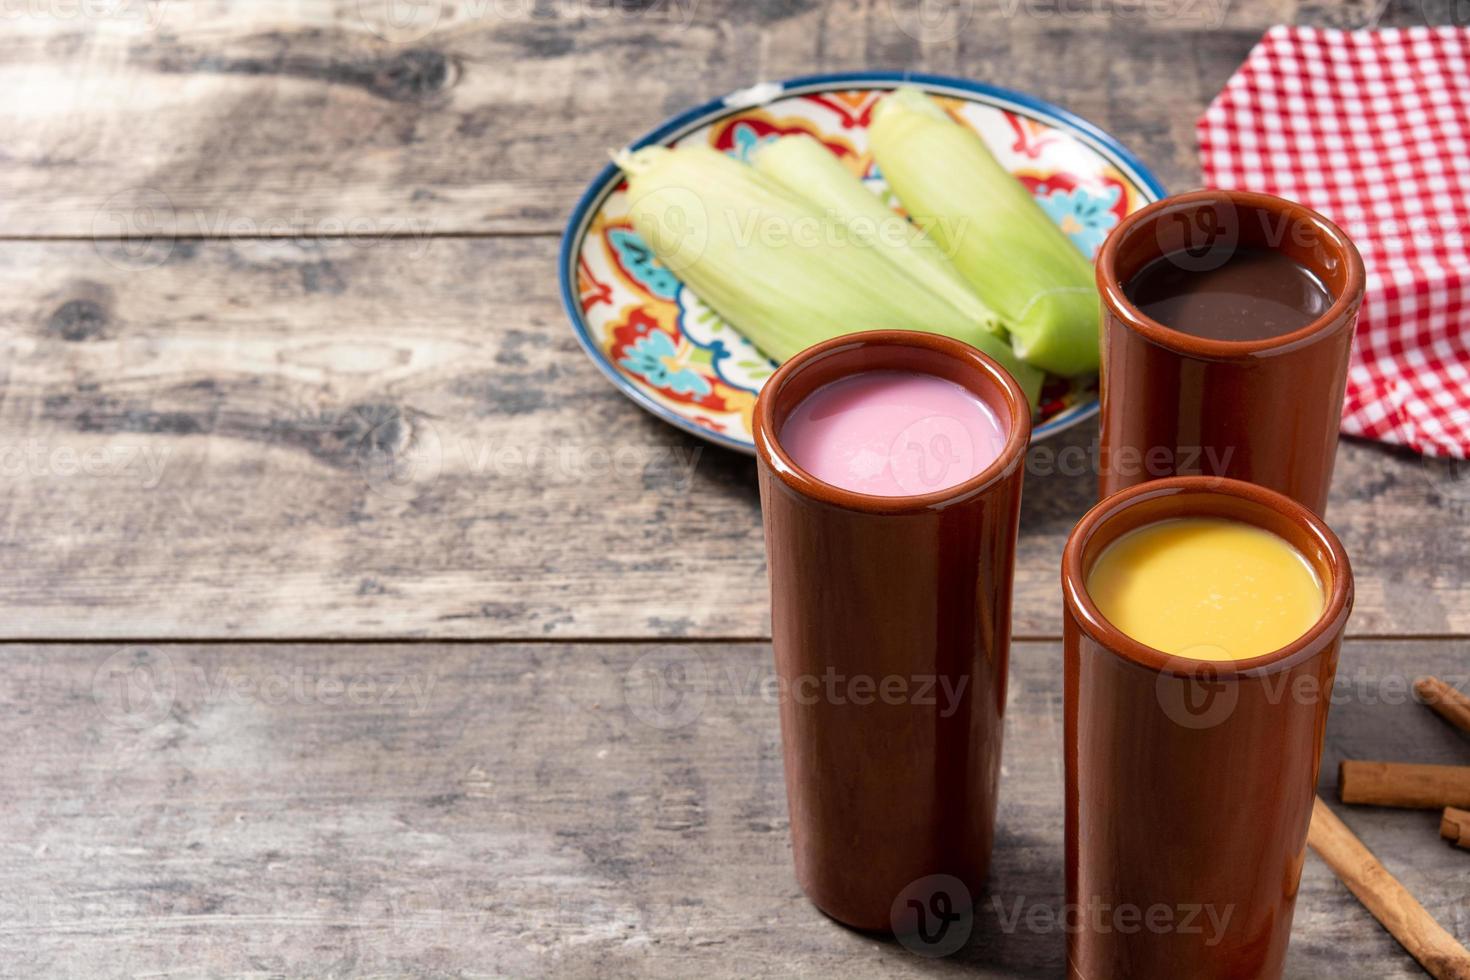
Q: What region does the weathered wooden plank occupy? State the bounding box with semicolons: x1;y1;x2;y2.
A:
0;237;1466;639
0;236;749;639
0;0;1444;236
1;638;1464;976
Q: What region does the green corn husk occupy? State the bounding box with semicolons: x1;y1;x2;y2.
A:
750;134;1005;338
869;87;1100;376
615;144;1044;405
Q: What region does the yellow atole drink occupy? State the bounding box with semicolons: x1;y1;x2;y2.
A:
1085;517;1325;661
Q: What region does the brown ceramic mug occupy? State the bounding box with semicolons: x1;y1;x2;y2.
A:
1095;189;1366;515
1062;477;1354;980
754;330;1031;934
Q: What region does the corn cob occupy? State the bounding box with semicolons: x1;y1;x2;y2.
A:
869;87;1100;376
750;134;1005;338
615;144;1044;405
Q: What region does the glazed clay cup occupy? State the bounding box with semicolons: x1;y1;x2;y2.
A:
754;330;1031;932
1062;477;1353;980
1096;189;1366;515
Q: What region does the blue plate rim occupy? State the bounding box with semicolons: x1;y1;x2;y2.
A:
558;70;1168;456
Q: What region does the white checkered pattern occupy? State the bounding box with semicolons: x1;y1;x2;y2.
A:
1198;26;1470;458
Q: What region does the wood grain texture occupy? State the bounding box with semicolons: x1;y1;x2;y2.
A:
2;236;1468;639
0;0;1453;236
1;638;1464;977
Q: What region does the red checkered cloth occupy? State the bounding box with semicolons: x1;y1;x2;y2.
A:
1198;25;1470;458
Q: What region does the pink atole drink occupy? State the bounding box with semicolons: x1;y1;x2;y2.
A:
778;369;1008;496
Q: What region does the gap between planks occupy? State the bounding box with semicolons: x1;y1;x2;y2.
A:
0;633;1463;646
0;230;562;243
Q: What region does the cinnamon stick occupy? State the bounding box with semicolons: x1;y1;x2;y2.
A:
1416;676;1470;736
1442;807;1470;851
1309;797;1470;980
1339;760;1470;809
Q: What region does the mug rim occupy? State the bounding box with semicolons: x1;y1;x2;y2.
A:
1095;188;1367;360
1061;476;1354;678
753;330;1032;515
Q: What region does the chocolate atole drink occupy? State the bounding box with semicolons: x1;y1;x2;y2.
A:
1124;246;1333;341
1096;189;1365;514
778;370;1008;497
754;331;1031;935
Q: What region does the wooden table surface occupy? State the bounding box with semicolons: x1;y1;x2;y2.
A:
2;1;1467;976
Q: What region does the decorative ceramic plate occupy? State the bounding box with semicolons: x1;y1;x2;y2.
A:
559;71;1166;455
